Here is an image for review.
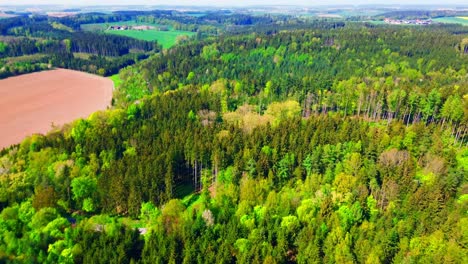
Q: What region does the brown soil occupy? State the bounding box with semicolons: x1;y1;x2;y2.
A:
0;69;113;150
46;12;78;18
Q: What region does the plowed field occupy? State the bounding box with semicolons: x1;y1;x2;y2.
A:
0;69;113;149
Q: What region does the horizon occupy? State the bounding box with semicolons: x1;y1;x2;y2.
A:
2;1;468;7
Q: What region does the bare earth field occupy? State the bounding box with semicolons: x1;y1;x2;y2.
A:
0;13;16;19
0;69;113;149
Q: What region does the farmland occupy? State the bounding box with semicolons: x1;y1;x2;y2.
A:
0;69;113;149
0;13;16;19
81;21;195;48
433;17;468;26
106;30;194;48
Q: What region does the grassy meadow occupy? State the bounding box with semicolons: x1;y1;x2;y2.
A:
81;20;195;48
107;30;194;48
433;17;468;26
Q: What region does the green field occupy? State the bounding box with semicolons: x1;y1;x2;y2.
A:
107;30;194;48
365;20;388;25
81;21;195;48
433;17;468;26
335;9;386;17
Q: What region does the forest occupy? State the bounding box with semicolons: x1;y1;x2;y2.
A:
0;11;318;79
0;11;467;264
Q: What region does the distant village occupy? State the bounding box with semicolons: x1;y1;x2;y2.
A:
384;18;433;25
107;25;169;31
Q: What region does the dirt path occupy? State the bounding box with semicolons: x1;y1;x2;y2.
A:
0;69;113;150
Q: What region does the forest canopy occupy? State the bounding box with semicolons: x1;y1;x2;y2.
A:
0;13;467;264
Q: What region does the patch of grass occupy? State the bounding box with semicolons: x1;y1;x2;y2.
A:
73;52;92;60
73;52;116;61
109;73;123;88
365;20;387;25
6;54;47;64
181;193;200;208
50;22;73;32
80;23;107;31
80;20;195;48
433;17;468;26
119;217;143;229
105;29;194;48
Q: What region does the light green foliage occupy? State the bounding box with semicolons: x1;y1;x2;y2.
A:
50;22;73;32
106;29;194;48
187;71;195;81
302;155;313;176
0;41;7;53
280;215;300;233
421;89;442;121
161;199;185;233
71;176;97;212
127;102;143;120
110;73;123;88
18;200;35;223
265;100;301;125
63;39;72;53
234;238;251;254
240;214;255;229
30;208;59;230
366;195;379;222
140;202;160;222
457;148;468;171
218;166;235;184
43;217;69;238
441;95;464;123
187;110;196;121
433;17;468;26
337;205;355;231
264;80;272;97
116;67;150;104
202;44;220;60
297;199;318;223
70;119;89;143
253;205;266;222
82;198;95;212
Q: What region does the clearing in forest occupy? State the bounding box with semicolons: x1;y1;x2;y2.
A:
81;21;195;48
0;69;113;149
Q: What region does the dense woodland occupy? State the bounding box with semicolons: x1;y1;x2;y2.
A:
0;13;467;264
0;11;312;79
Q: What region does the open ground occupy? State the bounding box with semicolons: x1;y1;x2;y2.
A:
81;21;195;48
0;69;113;149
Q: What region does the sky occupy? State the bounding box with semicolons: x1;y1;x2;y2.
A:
1;0;467;6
